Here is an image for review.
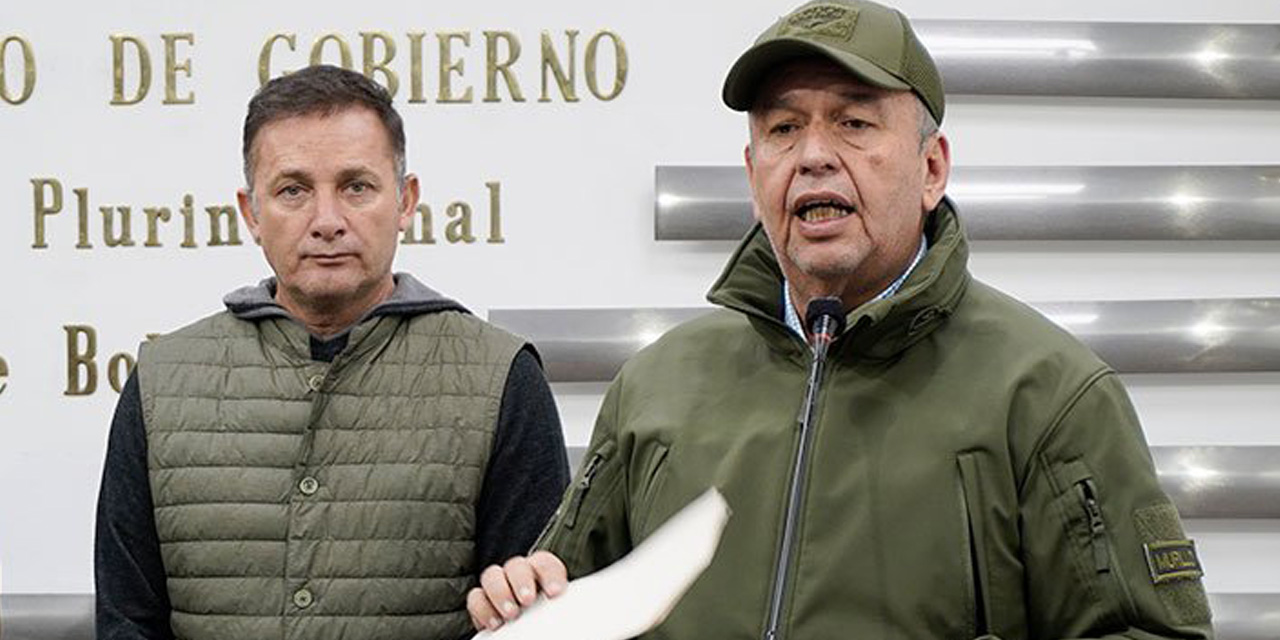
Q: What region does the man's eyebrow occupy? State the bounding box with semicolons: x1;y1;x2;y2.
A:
269;169;313;187
836;88;881;104
335;166;380;184
754;93;807;114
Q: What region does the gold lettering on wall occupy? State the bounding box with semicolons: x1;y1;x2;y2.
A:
144;207;172;247
111;33;197;105
31;177;61;249
540;30;579;102
484;31;524;103
162;33;195;104
64;325;139;396
259;33;297;85
32;179;243;250
107;353;136;393
310;33;353;69
486;181;504;243
179;195;197;248
74;188;93;248
0;35;36;105
205;206;243;246
585;30;627;101
402;204;437;245
407;32;427;103
110;35;151;105
65;325;97;396
0;355;9;396
400;182;503;245
445;202;475;243
361;32;398;98
254;30;626;104
35;180;499;250
101;207;137;247
437;31;473;103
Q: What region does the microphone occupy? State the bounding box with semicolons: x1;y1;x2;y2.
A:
804;296;846;352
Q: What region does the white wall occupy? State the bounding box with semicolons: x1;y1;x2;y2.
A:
0;0;1277;595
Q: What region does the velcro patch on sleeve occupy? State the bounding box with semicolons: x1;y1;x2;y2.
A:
1133;502;1211;625
1143;540;1204;584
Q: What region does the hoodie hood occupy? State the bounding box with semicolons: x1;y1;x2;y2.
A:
223;272;468;324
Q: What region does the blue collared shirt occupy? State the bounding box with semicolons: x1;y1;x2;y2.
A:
784;234;929;339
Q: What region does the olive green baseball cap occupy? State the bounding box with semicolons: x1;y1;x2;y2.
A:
722;0;945;124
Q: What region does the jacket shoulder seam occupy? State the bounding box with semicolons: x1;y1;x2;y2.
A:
1017;366;1114;496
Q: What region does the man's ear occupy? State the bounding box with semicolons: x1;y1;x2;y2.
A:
236;188;262;244
921;133;951;212
398;174;421;232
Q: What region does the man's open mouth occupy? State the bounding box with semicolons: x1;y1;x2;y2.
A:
794;200;856;223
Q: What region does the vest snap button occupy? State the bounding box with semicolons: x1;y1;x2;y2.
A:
307;374;325;392
299;476;319;495
293;588;313;609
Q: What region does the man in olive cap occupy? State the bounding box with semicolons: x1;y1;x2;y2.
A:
467;1;1213;638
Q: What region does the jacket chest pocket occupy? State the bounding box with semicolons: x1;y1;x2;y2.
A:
957;452;991;640
631;442;671;538
956;451;1032;640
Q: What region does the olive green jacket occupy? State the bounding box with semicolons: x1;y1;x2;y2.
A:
539;201;1212;640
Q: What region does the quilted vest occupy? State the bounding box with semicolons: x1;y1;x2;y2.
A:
137;309;523;640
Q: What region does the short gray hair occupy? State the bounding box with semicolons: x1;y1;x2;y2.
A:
916;95;939;151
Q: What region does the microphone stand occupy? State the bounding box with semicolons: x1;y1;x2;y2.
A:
763;297;846;640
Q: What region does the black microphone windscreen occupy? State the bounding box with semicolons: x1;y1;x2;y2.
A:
805;297;846;335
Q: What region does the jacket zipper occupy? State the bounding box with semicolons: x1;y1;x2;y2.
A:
762;352;829;640
1075;479;1110;573
530;445;613;553
1074;477;1140;624
564;451;607;529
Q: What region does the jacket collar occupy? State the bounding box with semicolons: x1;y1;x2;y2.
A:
706;198;971;361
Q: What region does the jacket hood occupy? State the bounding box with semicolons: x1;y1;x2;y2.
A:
706;197;971;361
223;272;468;322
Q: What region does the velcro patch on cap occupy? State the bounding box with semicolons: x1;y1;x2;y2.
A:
780;4;858;41
1143;540;1204;584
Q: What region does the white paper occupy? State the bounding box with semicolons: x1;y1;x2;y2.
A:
472;488;731;640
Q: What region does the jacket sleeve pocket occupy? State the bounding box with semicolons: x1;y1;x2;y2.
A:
1051;457;1140;627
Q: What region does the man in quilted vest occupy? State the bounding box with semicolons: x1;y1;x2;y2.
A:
94;64;569;640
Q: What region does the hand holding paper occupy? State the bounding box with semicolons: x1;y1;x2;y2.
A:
470;489;730;640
